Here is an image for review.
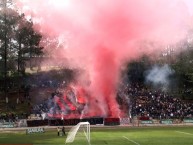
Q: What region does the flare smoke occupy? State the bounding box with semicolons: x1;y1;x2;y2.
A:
15;0;190;117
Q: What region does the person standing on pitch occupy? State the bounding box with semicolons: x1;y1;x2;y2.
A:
62;126;66;136
57;127;60;136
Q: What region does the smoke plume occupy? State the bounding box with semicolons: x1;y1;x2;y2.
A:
145;64;175;91
15;0;191;117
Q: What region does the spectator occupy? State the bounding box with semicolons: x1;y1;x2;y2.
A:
57;127;60;136
17;97;20;104
62;126;66;136
6;97;8;104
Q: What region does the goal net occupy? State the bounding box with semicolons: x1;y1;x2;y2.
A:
65;122;90;145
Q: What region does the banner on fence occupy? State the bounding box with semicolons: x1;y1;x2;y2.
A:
140;120;153;124
27;120;48;127
49;119;64;126
26;127;45;134
81;118;103;125
183;119;193;123
63;119;80;126
104;118;120;126
161;119;173;124
0;122;15;128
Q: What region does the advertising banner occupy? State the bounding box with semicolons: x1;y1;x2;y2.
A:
26;127;45;134
141;120;153;124
81;118;103;125
183;119;193;123
0;122;15;128
27;120;48;127
161;119;173;124
104;118;120;126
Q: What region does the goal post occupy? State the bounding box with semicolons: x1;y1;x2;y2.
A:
65;122;90;145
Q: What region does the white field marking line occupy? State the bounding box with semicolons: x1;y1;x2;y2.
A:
123;136;141;145
175;131;193;136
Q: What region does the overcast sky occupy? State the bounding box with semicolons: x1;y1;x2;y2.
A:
183;0;193;14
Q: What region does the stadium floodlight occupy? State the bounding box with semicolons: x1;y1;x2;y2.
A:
65;122;90;145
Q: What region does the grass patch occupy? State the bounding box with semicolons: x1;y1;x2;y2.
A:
0;126;193;145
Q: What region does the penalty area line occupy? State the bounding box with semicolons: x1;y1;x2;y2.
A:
123;136;141;145
175;131;193;136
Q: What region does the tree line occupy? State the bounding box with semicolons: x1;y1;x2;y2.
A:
0;0;43;97
0;0;193;100
125;39;193;99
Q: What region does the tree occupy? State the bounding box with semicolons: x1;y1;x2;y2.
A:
15;18;43;74
0;0;43;97
0;0;19;97
125;55;152;85
172;47;193;98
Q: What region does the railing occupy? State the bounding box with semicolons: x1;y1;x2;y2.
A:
1;117;193;128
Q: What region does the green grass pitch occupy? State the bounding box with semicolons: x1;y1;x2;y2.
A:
0;126;193;145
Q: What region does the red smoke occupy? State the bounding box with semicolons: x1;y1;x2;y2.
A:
16;0;190;117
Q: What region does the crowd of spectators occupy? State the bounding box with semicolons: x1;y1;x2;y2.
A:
1;81;193;123
0;113;28;123
28;82;193;121
31;90;83;119
126;84;193;120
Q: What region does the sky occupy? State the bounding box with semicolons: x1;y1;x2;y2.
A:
183;0;193;14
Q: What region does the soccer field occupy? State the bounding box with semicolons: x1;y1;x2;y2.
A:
0;126;193;145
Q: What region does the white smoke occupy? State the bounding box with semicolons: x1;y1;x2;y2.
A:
145;64;174;90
